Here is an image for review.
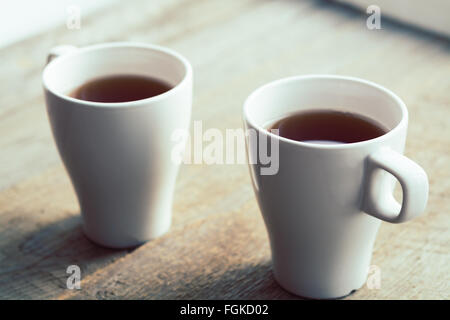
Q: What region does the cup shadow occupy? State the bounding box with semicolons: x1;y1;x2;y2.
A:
158;260;301;300
0;213;128;299
157;260;359;300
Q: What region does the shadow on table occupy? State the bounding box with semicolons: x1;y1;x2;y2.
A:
163;260;301;300
0;213;128;299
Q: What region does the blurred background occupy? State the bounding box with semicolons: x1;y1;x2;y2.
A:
1;0;449;48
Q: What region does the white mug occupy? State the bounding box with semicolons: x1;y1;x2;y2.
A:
243;75;428;299
43;42;192;248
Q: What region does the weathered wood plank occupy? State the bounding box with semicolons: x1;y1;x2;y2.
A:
0;166;129;299
58;197;291;300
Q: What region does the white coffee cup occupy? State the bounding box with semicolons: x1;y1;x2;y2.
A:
43;42;192;248
243;75;428;299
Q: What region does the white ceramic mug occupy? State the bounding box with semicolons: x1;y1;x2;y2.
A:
243;75;428;299
43;42;192;248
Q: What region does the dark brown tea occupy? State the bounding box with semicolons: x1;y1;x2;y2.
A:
69;74;172;103
269;110;387;144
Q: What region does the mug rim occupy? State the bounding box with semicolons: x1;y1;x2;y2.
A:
42;42;192;108
243;74;408;150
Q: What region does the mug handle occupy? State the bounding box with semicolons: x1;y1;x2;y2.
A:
46;45;78;64
362;148;429;223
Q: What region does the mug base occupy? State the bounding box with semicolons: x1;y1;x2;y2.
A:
273;270;365;300
82;224;170;249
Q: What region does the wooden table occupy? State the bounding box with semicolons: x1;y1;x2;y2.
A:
0;0;448;300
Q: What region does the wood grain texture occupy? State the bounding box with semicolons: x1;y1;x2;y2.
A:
0;0;449;299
